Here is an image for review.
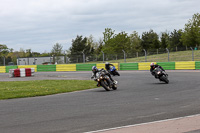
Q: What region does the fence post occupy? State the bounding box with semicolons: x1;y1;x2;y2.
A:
101;51;104;63
143;49;147;62
3;56;5;66
122;50;126;63
18;57;20;65
66;55;68;64
166;48;169;62
64;51;67;64
190;47;194;61
82;51;85;63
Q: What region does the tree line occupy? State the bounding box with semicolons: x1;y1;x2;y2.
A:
0;13;200;64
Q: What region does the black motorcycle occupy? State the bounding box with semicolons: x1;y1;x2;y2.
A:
96;71;117;91
153;67;169;84
107;66;120;76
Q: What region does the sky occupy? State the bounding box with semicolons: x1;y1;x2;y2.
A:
0;0;200;53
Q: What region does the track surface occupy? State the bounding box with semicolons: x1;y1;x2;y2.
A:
0;70;200;133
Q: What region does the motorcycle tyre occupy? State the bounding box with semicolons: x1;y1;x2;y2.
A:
160;75;169;84
100;80;112;91
112;84;117;90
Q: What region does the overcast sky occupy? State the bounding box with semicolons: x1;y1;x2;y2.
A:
0;0;199;53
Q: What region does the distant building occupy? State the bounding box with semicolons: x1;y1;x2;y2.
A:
17;56;66;65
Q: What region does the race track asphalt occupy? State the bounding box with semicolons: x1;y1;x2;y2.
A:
0;70;200;133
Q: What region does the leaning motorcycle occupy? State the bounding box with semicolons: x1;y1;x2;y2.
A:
109;66;120;76
153;67;169;84
96;71;117;91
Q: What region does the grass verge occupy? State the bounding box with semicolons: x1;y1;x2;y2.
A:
0;80;96;100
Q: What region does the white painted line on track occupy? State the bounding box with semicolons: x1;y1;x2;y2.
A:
84;114;200;133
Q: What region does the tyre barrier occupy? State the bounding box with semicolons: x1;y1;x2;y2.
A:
9;68;35;77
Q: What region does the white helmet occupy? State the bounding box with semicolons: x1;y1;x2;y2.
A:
150;62;155;67
92;66;97;72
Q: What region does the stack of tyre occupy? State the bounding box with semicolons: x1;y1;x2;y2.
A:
9;68;35;77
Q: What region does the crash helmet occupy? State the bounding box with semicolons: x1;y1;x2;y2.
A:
92;66;97;72
105;62;109;65
150;62;155;67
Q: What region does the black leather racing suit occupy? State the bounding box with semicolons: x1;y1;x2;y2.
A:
150;65;165;78
105;63;114;73
91;68;114;86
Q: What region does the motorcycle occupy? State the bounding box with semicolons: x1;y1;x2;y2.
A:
95;70;117;91
153;67;169;84
108;66;120;76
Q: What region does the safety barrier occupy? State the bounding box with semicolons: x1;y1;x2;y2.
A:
2;61;200;74
195;61;200;69
157;62;175;70
6;66;18;73
175;61;195;70
120;63;138;70
56;64;76;71
37;65;56;72
76;64;96;71
96;63;119;70
138;62;153;70
9;68;35;77
18;65;37;72
0;66;6;73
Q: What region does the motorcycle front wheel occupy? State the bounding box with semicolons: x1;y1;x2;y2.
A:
101;80;112;91
160;75;169;84
112;84;117;90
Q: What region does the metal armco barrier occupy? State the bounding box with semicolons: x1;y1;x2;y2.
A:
9;68;35;77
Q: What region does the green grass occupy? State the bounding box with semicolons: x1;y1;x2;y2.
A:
0;80;96;100
86;50;200;63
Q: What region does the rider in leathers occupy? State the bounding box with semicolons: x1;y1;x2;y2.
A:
150;62;166;78
91;66;115;87
105;62;114;73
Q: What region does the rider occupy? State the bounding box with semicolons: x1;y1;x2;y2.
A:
105;62;114;73
91;66;115;87
150;62;166;78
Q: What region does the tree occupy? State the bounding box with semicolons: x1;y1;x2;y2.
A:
102;31;131;54
0;44;9;56
95;38;104;55
141;29;160;50
103;28;115;45
51;43;63;63
160;32;169;49
0;44;9;65
51;43;63;55
67;35;94;63
181;13;200;47
129;31;142;52
169;29;183;48
112;31;130;53
25;49;32;57
86;35;95;55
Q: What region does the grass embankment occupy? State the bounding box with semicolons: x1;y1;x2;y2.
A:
0;80;96;100
85;50;200;63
